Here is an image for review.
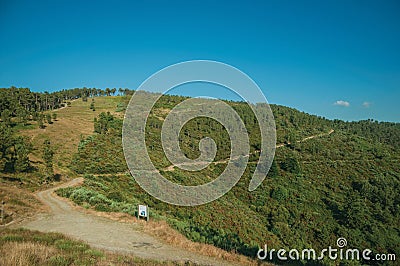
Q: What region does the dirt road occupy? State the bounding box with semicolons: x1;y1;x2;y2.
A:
17;178;233;265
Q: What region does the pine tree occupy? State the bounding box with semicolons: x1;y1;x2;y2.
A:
38;114;45;129
16;108;29;125
0;124;13;172
43;139;54;180
266;160;279;177
46;113;52;124
90;99;95;111
280;156;301;174
1;109;11;127
14;136;32;172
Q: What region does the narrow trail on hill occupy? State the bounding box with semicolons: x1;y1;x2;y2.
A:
275;129;334;148
164;129;335;171
17;178;233;266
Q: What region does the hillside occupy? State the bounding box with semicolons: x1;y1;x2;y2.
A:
61;93;399;264
0;89;255;265
1;88;399;265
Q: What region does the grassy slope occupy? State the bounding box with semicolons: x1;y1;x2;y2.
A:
0;185;44;225
19;97;123;175
0;228;200;266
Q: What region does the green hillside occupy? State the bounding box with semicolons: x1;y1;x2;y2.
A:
55;92;399;265
0;87;398;265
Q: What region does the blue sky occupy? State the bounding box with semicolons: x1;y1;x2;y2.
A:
0;0;399;122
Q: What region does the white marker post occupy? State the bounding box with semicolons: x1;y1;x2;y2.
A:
138;204;149;221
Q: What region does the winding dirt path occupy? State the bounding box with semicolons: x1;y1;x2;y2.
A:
164;129;335;171
17;178;233;265
275;129;334;148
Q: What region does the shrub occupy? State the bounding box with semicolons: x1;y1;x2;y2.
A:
271;186;288;202
280;156;301;174
69;188;98;204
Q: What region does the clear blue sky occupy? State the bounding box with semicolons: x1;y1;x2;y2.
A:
1;0;399;122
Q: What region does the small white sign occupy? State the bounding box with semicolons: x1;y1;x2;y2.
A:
138;205;148;218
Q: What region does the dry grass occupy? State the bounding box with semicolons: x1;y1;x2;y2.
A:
0;184;44;225
0;241;57;266
0;228;203;266
0;241;198;266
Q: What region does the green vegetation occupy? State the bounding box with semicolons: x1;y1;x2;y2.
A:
57;174;137;213
0;124;32;173
46;113;52;124
70;112;125;174
58;93;399;265
1;87;399;265
0;87;79;124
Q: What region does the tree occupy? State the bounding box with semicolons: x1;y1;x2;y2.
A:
13;136;32;172
271;186;289;202
1;109;12;126
280;156;301;174
46;113;52;124
266;160;279;177
16;107;29;125
0;124;14;172
344;196;370;229
0;125;32;172
94;112;115;134
284;129;298;145
43;139;54;180
38;114;45;129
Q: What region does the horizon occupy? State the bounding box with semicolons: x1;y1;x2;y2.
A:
1;1;399;122
2;85;398;124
